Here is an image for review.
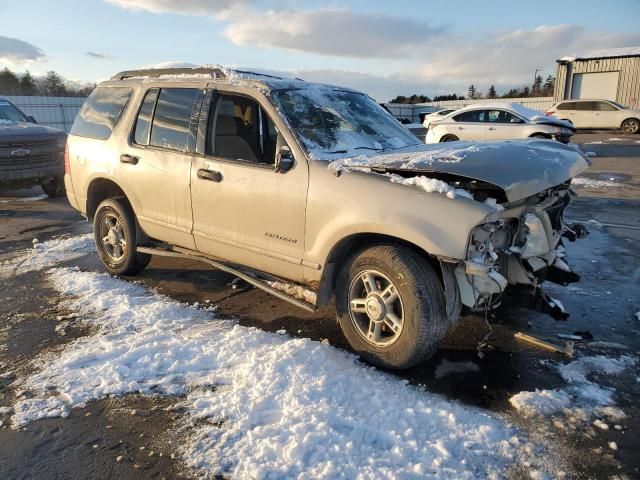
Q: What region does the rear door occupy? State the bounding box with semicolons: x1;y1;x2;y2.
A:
570;101;596;128
190;90;308;281
120;86;204;249
485;109;526;140
450;110;486;140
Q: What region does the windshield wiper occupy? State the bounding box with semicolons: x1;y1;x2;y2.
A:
327;146;383;154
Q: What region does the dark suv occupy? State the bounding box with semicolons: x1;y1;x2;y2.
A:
0;98;67;197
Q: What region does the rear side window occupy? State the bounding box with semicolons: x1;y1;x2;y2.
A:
574;102;595;111
149;88;202;152
453;110;485;122
71;87;132;140
133;88;159;145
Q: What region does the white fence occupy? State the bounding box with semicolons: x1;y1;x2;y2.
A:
4;95;86;133
386;97;555;123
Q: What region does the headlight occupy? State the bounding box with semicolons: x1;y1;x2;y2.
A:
520;213;550;258
468;221;512;265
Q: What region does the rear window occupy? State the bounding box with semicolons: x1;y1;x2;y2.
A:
70;87;132;140
148;88;201;152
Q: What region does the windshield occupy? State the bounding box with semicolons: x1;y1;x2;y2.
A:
0;100;29;123
270;88;420;159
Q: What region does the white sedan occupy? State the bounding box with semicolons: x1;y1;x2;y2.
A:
425;103;575;144
546;99;640;134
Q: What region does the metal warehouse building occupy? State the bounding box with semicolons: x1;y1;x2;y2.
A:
554;46;640;108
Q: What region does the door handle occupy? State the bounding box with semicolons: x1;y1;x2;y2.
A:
120;154;139;165
488;127;496;131
197;168;223;182
458;127;465;130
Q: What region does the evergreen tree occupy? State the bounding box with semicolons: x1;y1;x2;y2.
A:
42;70;67;96
19;71;38;95
531;75;543;96
467;84;478;99
0;68;20;95
487;85;497;98
522;86;531;98
542;75;555;96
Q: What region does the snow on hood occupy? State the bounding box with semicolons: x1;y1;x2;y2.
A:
328;140;590;203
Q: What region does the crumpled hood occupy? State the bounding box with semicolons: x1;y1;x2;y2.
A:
528;115;574;129
327;140;590;203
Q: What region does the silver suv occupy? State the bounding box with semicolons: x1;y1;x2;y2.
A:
65;67;590;369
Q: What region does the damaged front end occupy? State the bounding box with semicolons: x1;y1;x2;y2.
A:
454;184;587;320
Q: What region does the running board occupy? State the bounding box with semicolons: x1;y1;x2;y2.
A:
136;246;317;312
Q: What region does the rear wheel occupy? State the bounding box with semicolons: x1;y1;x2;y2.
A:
336;245;449;370
41;177;65;197
93;198;151;275
621;118;639;134
440;134;459;142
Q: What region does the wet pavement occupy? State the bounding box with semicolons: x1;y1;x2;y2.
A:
1;138;639;479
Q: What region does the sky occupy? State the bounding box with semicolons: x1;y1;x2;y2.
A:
1;0;639;101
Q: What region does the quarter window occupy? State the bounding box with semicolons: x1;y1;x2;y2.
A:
70;87;132;140
133;88;159;145
556;102;575;110
148;88;202;152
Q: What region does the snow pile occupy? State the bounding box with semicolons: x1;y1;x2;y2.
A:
387;173;474;200
9;266;548;478
0;234;94;277
571;176;625;189
509;389;572;418
509;355;637;421
266;280;317;304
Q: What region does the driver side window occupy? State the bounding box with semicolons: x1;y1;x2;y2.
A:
206;94;278;166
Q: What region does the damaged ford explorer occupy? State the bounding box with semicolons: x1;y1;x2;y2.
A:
65;67;590;369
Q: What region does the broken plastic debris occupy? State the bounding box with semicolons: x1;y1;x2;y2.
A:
515;332;574;357
556;333;583;341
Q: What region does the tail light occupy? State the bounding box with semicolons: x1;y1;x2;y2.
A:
545;111;554;116
64;144;70;174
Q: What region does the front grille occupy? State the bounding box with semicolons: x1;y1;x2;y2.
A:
0;137;59;149
0;152;62;172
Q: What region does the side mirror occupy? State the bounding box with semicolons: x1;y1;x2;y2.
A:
510;118;522;124
28;116;37;124
275;145;294;173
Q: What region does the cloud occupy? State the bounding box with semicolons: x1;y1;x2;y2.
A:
223;8;447;58
418;25;640;90
105;0;242;15
0;35;46;64
86;51;115;60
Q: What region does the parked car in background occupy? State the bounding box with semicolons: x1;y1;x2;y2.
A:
546;99;640;134
0;98;67;197
422;109;457;129
65;67;589;370
425;103;575;144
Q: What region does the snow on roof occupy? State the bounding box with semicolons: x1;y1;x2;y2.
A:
559;46;640;62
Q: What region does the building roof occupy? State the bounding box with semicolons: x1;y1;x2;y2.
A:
558;46;640;62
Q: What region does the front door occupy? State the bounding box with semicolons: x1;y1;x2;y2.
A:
485;109;526;140
190;91;308;281
593;101;618;129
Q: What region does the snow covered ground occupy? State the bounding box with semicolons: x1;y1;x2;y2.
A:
0;236;557;479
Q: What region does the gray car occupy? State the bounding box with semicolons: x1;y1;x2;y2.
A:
65;67;590;369
0;98;67;196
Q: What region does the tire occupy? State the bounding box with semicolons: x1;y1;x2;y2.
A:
440;134;459;142
335;245;449;370
93;198;151;275
41;177;66;197
621;118;639;134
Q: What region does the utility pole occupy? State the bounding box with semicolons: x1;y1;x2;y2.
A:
534;68;541;86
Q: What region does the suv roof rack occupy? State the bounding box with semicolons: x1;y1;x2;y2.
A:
111;67;227;80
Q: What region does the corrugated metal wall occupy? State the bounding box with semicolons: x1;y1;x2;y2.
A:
554;56;640;108
386;97;554;123
3;96;85;133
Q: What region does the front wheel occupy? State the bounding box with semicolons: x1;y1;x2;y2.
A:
336;245;449;370
41;177;66;197
93;198;151;275
621;118;639;134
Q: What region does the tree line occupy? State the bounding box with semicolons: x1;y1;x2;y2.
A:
390;75;555;104
0;68;95;97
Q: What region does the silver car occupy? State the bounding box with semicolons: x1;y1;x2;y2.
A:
65;67;590;369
